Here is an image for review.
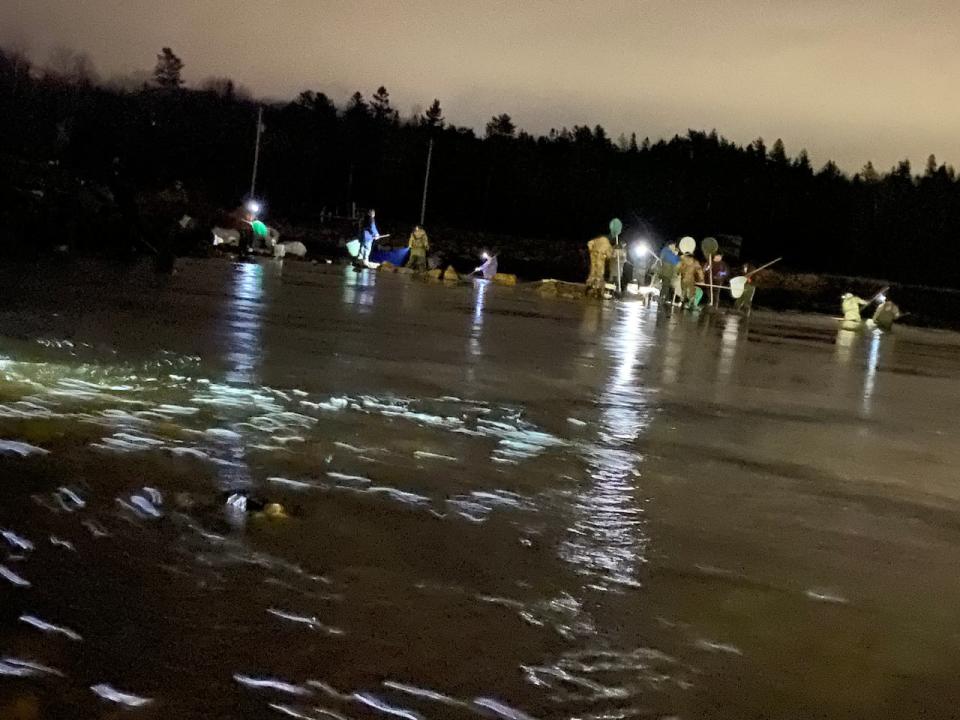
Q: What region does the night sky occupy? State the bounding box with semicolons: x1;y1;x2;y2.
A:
3;0;958;171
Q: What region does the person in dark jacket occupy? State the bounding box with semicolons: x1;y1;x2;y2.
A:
704;253;730;307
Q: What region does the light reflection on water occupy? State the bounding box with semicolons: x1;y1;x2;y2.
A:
222;262;265;490
342;265;377;312
1;262;958;719
562;300;651;591
225;262;264;386
717;314;742;384
833;326;885;418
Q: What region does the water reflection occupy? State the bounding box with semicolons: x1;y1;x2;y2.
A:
225;262;264;385
659;313;682;386
222;262;265;491
562;300;652;590
469;279;488;358
834;328;856;366
862;329;881;416
466;279;488;383
717;314;742;383
833;327;883;417
342;266;377;312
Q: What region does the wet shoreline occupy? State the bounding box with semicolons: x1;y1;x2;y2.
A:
1;259;959;718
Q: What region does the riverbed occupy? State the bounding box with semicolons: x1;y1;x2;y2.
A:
1;258;959;719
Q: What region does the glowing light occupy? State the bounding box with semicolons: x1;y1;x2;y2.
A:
481;251;490;260
245;199;261;216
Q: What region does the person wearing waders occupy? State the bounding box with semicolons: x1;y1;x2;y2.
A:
407;225;429;271
873;298;901;331
657;242;680;307
842;293;869;324
679;252;704;309
705;253;730;307
586;235;613;297
734;263;757;315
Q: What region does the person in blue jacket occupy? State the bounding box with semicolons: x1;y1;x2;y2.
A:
657;241;681;304
360;209;380;263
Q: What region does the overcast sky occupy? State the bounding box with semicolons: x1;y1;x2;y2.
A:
2;0;958;171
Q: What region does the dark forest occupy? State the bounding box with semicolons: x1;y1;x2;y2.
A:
1;46;957;286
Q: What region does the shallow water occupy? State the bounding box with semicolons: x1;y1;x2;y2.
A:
1;259;960;719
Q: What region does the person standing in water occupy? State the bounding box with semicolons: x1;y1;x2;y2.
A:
360;209;380;264
586;234;613;297
407;225;430;271
734;263;757;315
657;241;681;306
678;251;704;309
841;293;869;324
873;297;901;331
706;253;730;307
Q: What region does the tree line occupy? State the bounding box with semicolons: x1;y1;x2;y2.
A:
1;45;958;285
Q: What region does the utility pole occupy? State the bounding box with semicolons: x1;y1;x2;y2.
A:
249;106;264;198
419;137;433;226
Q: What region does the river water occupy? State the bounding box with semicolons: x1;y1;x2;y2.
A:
1;259;959;719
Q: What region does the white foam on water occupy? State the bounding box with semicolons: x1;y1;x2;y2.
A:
382;681;469;710
50;536;76;551
0;657;63;678
269;704;329;720
0;440;49;456
366;486;431;507
57;487;86;508
473;697;539;720
353;692;422;720
413;451;458;462
268;477;315;490
326;472;371;485
694;639;743;656
805;589;849;604
205;428;242;441
234;674;312;696
267;608;344;635
129;495;162;518
169;447;210;460
2;529;34;551
19;614;83;641
90;684;153;707
82;520;110;538
156;404;200;415
0;564;30;587
113;432;165;446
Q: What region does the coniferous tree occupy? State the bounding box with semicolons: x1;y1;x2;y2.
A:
153;47;184;88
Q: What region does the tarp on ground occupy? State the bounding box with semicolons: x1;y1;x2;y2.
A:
371;247;410;266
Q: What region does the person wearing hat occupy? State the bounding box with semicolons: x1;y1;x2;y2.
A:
841;293;869;326
654;242;680;306
407;225;430;271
